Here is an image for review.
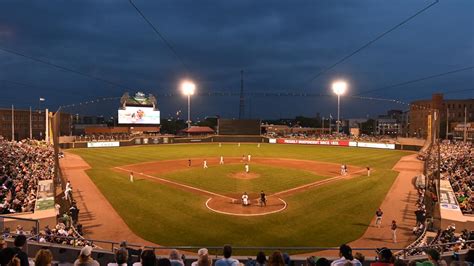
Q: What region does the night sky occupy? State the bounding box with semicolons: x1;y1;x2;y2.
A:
0;0;473;119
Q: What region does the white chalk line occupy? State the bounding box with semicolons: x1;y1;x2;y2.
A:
115;166;234;201
205;198;287;217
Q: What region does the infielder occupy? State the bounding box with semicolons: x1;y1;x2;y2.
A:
219;156;224;165
245;163;250;173
247;154;251;161
203;160;208;169
129;172;134;183
367;166;371;176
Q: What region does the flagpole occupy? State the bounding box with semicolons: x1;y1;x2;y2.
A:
29;106;32;139
11;105;15;141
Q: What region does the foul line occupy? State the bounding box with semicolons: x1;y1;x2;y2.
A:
205;198;288;217
114;167;235;201
272;169;367;196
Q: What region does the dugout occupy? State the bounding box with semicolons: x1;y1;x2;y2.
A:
217;119;261;135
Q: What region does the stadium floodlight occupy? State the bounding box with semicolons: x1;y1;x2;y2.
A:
180;80;196;129
332;80;348;133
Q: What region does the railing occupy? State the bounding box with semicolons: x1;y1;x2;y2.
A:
3;227;471;259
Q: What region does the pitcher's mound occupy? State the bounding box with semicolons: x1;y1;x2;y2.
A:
229;172;260;179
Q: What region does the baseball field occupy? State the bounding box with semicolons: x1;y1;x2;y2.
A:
69;143;411;248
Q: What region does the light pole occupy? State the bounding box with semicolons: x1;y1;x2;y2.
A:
332;80;347;134
180;80;196;129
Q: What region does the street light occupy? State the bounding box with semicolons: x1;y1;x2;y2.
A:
332;80;348;134
180;80;196;129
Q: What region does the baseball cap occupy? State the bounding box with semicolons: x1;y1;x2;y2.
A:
80;245;93;256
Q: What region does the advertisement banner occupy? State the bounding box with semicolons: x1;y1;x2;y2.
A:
275;139;350;146
439;180;460;210
87;142;120;148
357;142;395;150
118;107;160;124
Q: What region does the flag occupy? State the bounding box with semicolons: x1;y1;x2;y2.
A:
39;97;45;102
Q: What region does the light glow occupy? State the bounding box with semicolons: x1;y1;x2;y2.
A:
181;81;196;96
332;80;348;95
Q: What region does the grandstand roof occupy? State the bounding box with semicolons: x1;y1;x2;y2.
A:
182;126;215;133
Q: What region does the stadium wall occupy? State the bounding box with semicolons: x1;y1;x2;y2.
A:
59;136;422;151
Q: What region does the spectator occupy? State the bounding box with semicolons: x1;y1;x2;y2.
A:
8;257;21;266
132;250;156;266
215;245;239;266
256;251;267;266
0;236;5;250
12;235;29;266
157;258;171;266
268;251;285;266
371;248;393;266
354;253;365;265
74;245;99;266
331;244;362;266
192;248;211;266
316;258;330;266
169;249;184;266
425;249;447;266
34;249;53;266
108;248;129;266
119;241;142;266
0;247;16;266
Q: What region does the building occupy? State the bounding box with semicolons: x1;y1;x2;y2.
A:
180;126;215;136
409;93;474;139
376;110;403;136
0;108;71;141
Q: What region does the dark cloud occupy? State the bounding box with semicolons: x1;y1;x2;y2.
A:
0;0;472;119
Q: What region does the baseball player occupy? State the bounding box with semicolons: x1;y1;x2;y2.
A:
242;192;250;206
247;154;251;161
375;208;383;228
367;166;371;176
203;160;208;169
260;191;267;207
219;156;224;165
257;143;261;148
129;172;134;183
245;163;250;173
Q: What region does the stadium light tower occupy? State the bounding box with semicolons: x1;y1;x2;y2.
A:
181;80;196;129
332;80;348;134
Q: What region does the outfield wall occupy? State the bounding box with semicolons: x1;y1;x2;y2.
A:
60;136;422;151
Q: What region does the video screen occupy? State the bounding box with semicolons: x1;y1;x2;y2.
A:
118;107;160;124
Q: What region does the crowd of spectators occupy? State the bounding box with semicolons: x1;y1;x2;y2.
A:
437;141;473;214
0;138;54;214
74;133;173;142
1;239;474;266
264;132;397;143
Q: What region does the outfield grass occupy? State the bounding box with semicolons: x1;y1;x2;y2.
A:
70;143;410;249
160;164;327;194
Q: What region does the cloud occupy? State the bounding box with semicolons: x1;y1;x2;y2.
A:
0;0;472;118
